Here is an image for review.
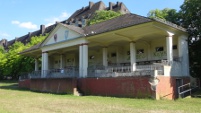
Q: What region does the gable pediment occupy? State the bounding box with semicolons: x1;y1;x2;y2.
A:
42;23;84;46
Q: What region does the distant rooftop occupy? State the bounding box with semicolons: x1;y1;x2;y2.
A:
0;1;130;50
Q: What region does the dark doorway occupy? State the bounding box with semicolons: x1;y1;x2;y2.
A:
176;78;183;98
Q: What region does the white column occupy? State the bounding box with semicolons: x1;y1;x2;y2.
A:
130;42;136;71
35;58;39;71
166;32;174;62
60;54;64;69
43;52;49;77
82;43;88;78
79;44;83;77
103;47;108;67
43;52;49;70
41;53;44;76
178;35;189;76
147;44;151;61
116;47;120;65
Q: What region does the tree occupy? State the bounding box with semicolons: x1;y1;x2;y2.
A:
147;8;180;25
87;10;122;25
0;34;48;79
179;0;201;78
0;46;6;79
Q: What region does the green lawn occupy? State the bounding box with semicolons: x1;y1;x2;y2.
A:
0;81;201;113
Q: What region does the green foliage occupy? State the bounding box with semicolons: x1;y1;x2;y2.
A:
147;8;180;24
87;10;122;25
26;34;47;48
0;46;5;53
0;34;48;79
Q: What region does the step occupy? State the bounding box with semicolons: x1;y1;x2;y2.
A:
73;88;83;96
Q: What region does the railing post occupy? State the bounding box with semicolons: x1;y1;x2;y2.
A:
178;87;181;98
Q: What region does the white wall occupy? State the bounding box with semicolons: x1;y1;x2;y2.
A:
46;26;82;45
88;49;102;67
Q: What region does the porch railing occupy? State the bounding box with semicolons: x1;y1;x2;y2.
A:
88;63;164;77
20;60;175;79
19;72;30;80
29;67;79;78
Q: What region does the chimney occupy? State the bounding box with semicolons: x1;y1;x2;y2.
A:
89;1;94;9
75;18;79;27
1;39;7;47
15;37;18;42
55;21;59;24
117;1;121;6
28;32;32;37
82;7;85;11
40;25;45;34
109;2;114;10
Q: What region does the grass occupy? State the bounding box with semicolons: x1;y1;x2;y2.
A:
0;81;201;113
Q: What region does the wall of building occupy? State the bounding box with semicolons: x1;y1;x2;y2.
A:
88;49;102;66
46;26;82;45
29;78;76;94
77;76;152;98
18;75;190;100
156;76;190;100
18;79;30;89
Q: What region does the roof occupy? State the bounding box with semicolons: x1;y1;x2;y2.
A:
20;13;187;54
83;13;153;36
64;1;130;23
20;43;41;54
62;24;85;35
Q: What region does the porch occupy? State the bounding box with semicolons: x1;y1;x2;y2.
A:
19;59;180;80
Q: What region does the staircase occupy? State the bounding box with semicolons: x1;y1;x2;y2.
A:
178;83;199;98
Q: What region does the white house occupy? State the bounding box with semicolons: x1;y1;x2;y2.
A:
21;14;189;78
19;1;190;100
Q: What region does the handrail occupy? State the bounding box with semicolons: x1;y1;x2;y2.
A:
178;83;191;98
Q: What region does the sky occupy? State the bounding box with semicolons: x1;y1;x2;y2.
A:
0;0;184;41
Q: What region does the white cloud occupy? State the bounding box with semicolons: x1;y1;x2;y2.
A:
0;31;11;38
11;20;20;24
11;20;38;30
44;12;71;26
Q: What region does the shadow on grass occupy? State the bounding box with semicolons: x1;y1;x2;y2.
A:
0;80;30;92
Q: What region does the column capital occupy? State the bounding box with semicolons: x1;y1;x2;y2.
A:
166;31;174;37
42;51;48;53
130;41;136;43
79;43;89;46
82;43;88;45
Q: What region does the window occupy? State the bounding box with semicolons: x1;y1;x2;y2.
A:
89;55;95;59
65;30;69;40
111;53;116;57
67;59;71;62
155;47;164;52
137;49;144;54
127;51;130;55
173;45;177;50
54;60;60;64
82;19;86;26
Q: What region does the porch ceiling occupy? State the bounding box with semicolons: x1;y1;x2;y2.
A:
86;22;173;47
